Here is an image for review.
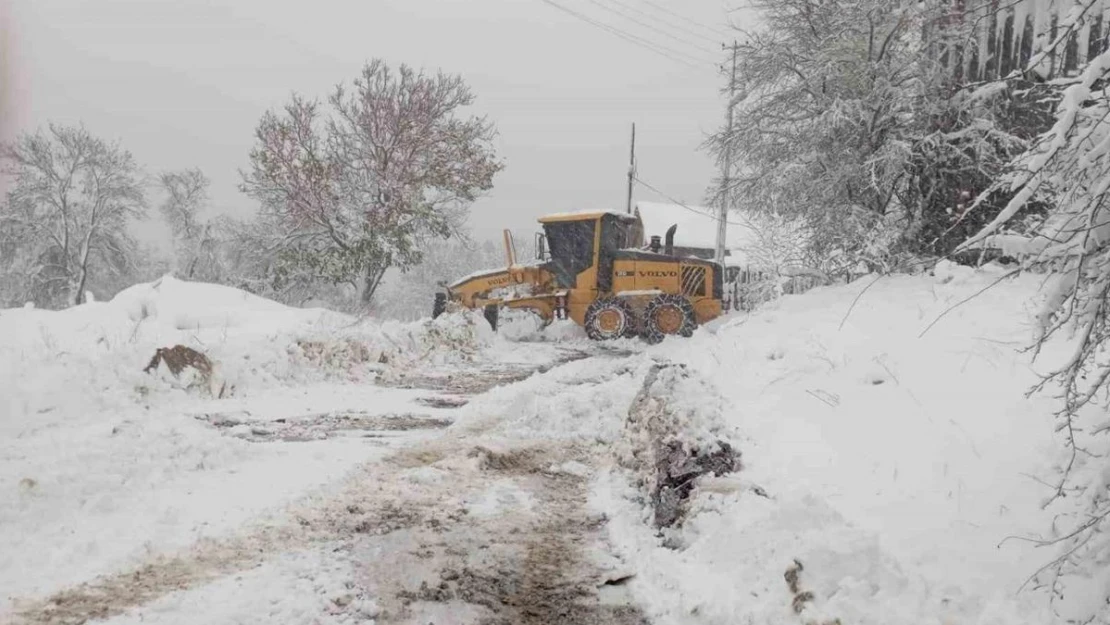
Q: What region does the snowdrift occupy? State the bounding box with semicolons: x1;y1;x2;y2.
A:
0;275;494;425
594;261;1093;625
0;276;500;608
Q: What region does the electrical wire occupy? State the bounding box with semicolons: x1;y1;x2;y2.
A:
638;0;733;39
581;0;720;56
633;174;748;227
535;0;713;69
604;0;727;46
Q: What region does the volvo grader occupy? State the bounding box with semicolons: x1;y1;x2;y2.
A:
432;209;726;342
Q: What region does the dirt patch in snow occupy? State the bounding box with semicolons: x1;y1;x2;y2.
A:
415;395;469;409
378;366;547;395
467;444;559;475
10;423;622;624
10;548;254;625
376;348;591;395
7;460;443;625
368;442;649;625
195;411;452;442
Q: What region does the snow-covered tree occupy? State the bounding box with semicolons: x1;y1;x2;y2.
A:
239;59;504;309
205;213;356;309
737;211;812;276
954;27;1110;619
0;124;146;307
371;237;507;320
707;0;1039;270
158;168;224;281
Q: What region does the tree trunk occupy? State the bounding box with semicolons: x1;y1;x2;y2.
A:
72;229;96;306
360;257;390;308
72;266;88;306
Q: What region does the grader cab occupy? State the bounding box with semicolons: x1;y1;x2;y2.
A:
432;210;725;342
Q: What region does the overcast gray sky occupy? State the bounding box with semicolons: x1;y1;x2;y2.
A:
4;0;747;242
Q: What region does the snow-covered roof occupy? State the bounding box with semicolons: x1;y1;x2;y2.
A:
635;201;756;252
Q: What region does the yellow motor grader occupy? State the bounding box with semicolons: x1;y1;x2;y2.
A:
432;209;726;342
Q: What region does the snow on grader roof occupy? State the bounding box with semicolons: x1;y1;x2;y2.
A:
538;208;638;223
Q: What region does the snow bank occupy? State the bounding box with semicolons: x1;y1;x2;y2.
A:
595;261;1075;625
614;362;739;528
0;275;494;424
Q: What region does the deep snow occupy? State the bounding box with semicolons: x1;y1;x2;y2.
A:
0;275;547;618
2;264;1101;625
589;261;1084;625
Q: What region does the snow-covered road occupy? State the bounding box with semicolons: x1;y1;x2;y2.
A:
5;342;654;625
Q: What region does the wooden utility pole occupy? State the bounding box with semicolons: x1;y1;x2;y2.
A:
715;41;739;265
626;122;636;214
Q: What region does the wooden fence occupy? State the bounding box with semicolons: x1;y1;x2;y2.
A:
724;268;828;312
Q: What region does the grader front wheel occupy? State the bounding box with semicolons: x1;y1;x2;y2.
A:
584;296;636;341
432;293;447;319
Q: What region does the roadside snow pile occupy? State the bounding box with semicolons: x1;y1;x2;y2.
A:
615;363;739;529
595;261;1076;625
451;355;650;443
0;275;493;422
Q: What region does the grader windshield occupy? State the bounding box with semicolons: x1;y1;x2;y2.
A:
541;212;639;291
542;219;595;288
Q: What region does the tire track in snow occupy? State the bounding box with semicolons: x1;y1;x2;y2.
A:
364;443;649;625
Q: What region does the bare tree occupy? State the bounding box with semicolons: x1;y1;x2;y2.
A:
240;59;504;309
0;124;146;307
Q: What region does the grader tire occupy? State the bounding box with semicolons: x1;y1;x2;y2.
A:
484;304;499;332
643;294;697;344
585;296;636;341
432;293;447;319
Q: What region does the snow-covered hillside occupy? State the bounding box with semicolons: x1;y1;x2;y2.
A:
596;261;1094;624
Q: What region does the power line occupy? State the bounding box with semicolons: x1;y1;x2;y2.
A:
633;174;747;227
536;0;711;69
637;0;732;39
581;0;719;56
605;0;726;46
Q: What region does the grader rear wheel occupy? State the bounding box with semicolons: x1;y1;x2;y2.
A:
584;296;636;341
643;294;697;343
